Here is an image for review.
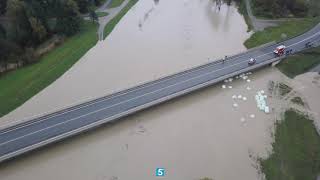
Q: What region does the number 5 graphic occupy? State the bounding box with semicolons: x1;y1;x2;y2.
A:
156;168;165;176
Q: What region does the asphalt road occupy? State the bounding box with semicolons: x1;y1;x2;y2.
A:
1;23;320;163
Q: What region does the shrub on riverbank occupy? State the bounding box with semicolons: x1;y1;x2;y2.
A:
0;21;98;117
276;46;320;78
260;109;320;180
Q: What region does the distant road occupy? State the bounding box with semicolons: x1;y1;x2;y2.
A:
0;23;320;163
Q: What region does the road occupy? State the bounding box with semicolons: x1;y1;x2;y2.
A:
0;23;320;163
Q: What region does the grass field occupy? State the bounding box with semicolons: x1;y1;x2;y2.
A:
0;21;98;117
96;12;109;17
276;46;320;78
109;0;126;8
244;18;320;48
103;0;138;39
260;109;320;180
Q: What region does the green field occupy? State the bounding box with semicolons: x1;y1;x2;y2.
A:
103;0;138;39
0;21;98;117
276;46;320;78
244;18;320;48
260;110;320;180
96;11;109;17
109;0;126;8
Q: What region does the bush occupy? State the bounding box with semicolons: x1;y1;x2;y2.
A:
23;47;37;64
55;0;82;36
56;16;82;36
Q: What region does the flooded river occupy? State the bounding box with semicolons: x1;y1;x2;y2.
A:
0;0;275;180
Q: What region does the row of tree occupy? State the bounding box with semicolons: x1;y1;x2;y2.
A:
0;0;102;72
252;0;320;18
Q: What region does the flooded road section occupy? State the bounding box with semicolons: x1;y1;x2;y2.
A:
0;0;270;180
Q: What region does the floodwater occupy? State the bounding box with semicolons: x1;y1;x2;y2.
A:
0;68;279;180
1;0;250;124
0;0;278;180
292;72;320;132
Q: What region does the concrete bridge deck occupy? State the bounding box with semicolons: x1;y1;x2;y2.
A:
1;23;320;163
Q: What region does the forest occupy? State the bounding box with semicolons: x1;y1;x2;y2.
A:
0;0;102;72
252;0;320;18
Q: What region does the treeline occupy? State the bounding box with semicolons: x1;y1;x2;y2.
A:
252;0;320;18
0;0;102;73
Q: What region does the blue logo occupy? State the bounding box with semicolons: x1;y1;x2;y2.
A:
156;168;165;177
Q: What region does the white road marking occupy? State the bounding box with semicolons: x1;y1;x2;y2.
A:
0;51;272;146
0;46;257;134
1;28;319;142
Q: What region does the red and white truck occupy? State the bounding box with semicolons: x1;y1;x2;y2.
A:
273;45;286;56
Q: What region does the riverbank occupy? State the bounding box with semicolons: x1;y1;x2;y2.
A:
0;21;99;118
244;18;320;48
103;0;138;39
259;109;320;180
109;0;126;8
276;46;320;78
237;0;253;32
0;0;139;118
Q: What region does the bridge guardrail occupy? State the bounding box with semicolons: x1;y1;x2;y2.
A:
1;23;319;131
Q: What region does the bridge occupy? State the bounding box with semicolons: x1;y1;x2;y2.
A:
0;23;320;163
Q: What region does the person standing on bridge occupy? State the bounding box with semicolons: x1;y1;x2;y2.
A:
223;55;227;64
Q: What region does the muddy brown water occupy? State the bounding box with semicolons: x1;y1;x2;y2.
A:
0;0;278;180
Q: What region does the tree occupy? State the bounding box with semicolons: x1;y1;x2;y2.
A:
89;9;98;23
309;0;320;17
55;0;82;36
0;0;7;15
93;0;102;6
0;24;5;38
28;16;47;43
0;38;23;69
74;0;89;13
6;0;32;46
